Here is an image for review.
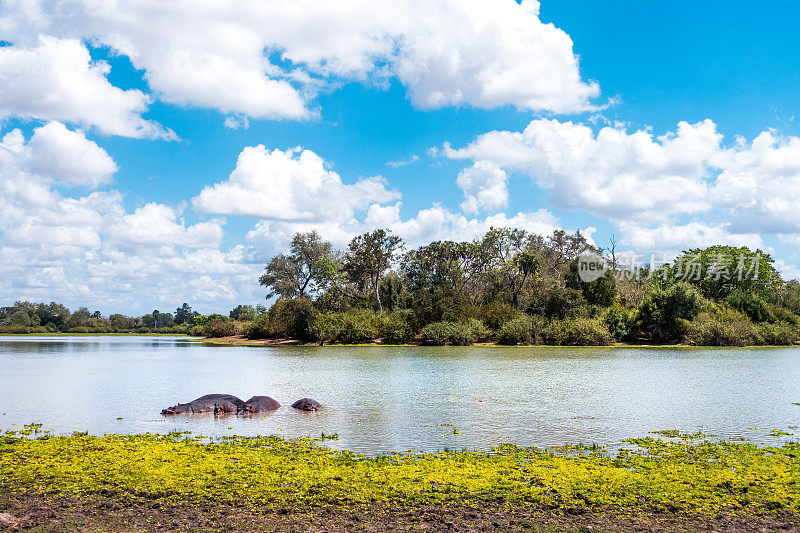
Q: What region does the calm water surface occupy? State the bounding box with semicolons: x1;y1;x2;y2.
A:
1;336;798;455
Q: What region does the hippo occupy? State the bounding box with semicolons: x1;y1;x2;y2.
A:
291;398;321;411
238;396;281;414
161;394;244;415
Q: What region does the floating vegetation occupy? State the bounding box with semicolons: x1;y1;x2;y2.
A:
317;431;340;441
769;429;793;437
548;443;605;454
0;431;798;517
651;429;706;439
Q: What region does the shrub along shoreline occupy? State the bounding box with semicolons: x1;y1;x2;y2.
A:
0;432;798;531
198;294;800;348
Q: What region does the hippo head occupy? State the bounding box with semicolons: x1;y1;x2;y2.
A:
291;398;321;411
161;403;191;415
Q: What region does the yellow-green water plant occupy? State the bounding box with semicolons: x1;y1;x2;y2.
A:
1;432;799;517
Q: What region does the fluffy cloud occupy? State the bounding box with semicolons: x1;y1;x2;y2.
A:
456;161;508;214
12;121;118;187
111;203;225;249
192;146;400;221
0;37;172;138
0;122;245;313
246;202;561;258
444;118;719;222
391;0;598;112
0;0;599;123
710;131;800;233
617;221;763;253
444;118;800;254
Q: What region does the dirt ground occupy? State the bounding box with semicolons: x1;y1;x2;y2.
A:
1;492;798;532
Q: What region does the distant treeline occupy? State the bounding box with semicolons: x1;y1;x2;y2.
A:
0;302;264;336
233;228;800;346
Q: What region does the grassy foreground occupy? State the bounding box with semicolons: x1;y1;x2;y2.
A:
1;432;799;531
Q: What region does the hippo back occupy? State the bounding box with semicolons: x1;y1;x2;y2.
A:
239;396;281;413
186;399;238;413
291;398;321;411
192;394;244;408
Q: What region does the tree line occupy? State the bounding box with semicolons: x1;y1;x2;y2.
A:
5;227;800;346
243;228;800;346
0;301;264;336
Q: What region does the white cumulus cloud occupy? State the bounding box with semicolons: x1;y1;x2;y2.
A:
456;161;509;215
443;118;800;255
192;146;400;222
0;0;600;123
0;37;172;138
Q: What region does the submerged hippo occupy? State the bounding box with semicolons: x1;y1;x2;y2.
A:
161;394;244;415
291;398;321;411
238;396;281;414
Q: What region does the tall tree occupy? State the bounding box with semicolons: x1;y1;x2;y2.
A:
229;304;256;321
259;231;334;299
669;246;779;300
343;229;403;315
174;303;195;324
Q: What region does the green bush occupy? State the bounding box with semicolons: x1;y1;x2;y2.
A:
637;282;703;341
768;304;800;326
419;321;475;346
527;285;589;319
756;322;800;345
378;312;414;344
309;313;342;343
602;306;637;341
336;310;380;344
204;319;237;338
475;302;517;330
684;309;762;346
465;318;491;343
725;290;774;323
0;325;32;334
543;318;612;346
243;316;270;339
498;316;531;345
267;298;319;341
565;261;618;307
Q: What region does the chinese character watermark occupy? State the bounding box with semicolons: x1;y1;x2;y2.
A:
577;251;762;283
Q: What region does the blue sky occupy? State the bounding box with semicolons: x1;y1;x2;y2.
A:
1;0;799;315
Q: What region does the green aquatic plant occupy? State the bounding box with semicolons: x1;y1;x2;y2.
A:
651;429;706;439
1;431;798;518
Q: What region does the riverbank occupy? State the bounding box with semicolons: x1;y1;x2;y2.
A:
1;433;798;531
198;334;800;349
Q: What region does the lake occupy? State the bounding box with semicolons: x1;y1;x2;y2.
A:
0;336;798;455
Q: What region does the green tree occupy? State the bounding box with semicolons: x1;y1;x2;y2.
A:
343;229;403;315
565;259;617;306
637;282;703;340
34;302;70;330
174;303;196;325
229;304;257;321
670;246;779;300
259;231;335;299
